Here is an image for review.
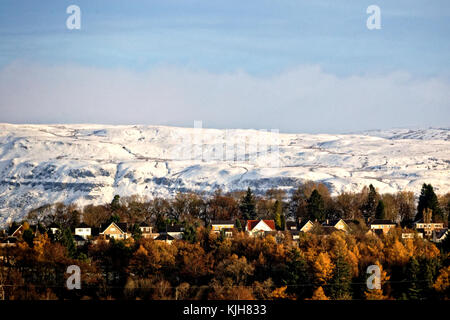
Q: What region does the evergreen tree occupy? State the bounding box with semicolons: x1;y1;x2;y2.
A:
403;257;423;300
235;218;243;232
240;188;256;220
307;190;325;221
22;228;35;247
362;184;378;222
417;184;443;222
329;252;352;299
375;200;386;220
58;227;76;258
110;195;121;212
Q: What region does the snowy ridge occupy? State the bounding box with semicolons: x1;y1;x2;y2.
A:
0;124;449;226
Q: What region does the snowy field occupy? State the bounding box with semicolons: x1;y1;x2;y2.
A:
0;124;449;226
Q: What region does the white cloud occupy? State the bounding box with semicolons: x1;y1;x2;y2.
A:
0;61;449;133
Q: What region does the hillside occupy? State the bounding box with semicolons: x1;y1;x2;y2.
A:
0;124;449;226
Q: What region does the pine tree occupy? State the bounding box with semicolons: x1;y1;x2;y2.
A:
404;257;422;300
240;188;256;220
235;218;243;232
307;190;325;221
329;252;352;300
110;194;121;212
417;184;443;222
375;200;386;219
362;184;378;222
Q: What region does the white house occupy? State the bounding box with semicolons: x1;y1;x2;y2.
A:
75;223;92;240
245;219;276;237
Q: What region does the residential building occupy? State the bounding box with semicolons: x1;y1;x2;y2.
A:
414;220;445;237
368;219;397;235
75;223;91;240
322;219;350;233
211;220;235;237
100;222;131;240
245;219;276;237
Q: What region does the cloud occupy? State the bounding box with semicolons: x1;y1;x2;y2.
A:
0;61;449;133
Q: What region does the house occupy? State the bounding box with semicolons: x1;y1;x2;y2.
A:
414;220;445;237
139;222;154;239
286;221;298;231
154;233;175;244
100;222;131;240
8;224;24;238
401;232;423;239
75;223;92;240
73;235;88;246
48;223;60;235
0;237;17;248
368;219;397;235
322;219;350;233
245;219;276;237
432;229;448;243
166;224;185;240
299;220;315;233
211;220;235;237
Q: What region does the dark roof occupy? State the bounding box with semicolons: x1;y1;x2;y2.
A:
369;219;396;226
322;220;343;227
155;234;175;241
1;237;17;244
166;225;184;233
211;220;235;225
101;222;128;233
299;220;314;229
434;229;448;239
73;235;87;242
8;225;23;236
76;223;90;228
48;223;60;229
139;221;151;227
286;221;297;229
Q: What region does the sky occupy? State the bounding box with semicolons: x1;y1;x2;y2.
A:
0;0;449;133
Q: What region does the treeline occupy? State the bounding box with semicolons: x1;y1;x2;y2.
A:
16;182;450;232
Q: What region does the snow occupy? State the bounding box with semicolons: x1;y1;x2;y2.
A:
0;124;449;226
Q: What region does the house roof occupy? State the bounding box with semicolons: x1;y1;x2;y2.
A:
48;222;60;229
139;221;151;227
369;219;396;226
321;219;347;227
76;222;90;229
246;219;276;231
155;234;175;241
414;219;443;224
101;222;128;234
211;220;235;225
286;221;297;228
434;229;448;239
73;235;87;242
166;225;184;233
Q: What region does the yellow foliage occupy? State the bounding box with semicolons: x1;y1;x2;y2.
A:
309;286;329;300
271;286;289;299
433;266;450;293
313;252;334;285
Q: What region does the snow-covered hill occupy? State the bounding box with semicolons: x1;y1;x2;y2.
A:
0;124;449;226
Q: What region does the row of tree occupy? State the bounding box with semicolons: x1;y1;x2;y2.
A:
17;183;450;234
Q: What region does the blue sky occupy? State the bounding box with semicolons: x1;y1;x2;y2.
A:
0;0;449;132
